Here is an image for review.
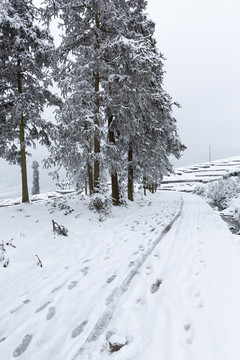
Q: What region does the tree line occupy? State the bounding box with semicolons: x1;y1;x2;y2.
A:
0;0;186;204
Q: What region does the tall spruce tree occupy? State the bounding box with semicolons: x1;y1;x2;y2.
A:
102;0;186;201
44;0;112;194
0;0;59;202
43;0;185;203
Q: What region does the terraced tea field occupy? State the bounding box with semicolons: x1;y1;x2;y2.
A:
161;156;240;192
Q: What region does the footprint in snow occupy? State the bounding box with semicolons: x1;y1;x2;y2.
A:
23;299;30;304
132;251;139;256
82;259;91;264
51;284;64;293
0;337;6;343
35;301;51;313
106;275;116;284
184;323;191;331
68;281;78;290
150;279;162;293
71;320;88;338
128;261;134;267
184;324;193;345
13;334;33;357
193;292;204;308
80;267;89;276
46;307;56;320
136;298;145;305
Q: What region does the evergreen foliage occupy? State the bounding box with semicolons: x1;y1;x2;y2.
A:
0;0;60;202
32;160;40;195
42;0;186;203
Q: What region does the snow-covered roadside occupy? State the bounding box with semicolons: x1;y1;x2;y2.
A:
0;191;181;360
85;193;240;360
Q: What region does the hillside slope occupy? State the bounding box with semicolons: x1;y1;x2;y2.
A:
162;155;240;192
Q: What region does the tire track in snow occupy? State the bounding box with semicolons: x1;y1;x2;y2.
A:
72;195;184;359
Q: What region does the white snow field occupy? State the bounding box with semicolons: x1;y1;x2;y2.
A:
1;191;240;359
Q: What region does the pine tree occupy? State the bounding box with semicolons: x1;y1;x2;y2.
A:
32;160;40;195
43;0;185;203
100;0;184;201
43;0;124;197
0;0;59;202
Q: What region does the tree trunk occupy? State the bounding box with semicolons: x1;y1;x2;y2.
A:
88;163;94;195
20;113;29;202
143;176;147;196
18;60;29;203
128;146;134;201
93;12;100;191
108;115;119;206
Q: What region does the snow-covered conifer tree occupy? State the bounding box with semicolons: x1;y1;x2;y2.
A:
0;0;60;202
43;0;185;203
102;0;186;201
43;0;113;195
32;161;40;195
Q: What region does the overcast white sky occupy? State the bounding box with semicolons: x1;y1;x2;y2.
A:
1;0;240;197
147;0;240;165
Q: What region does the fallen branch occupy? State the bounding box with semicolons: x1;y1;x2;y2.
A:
36;254;43;267
52;220;68;236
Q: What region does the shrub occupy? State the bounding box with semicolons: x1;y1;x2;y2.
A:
89;193;112;218
193;184;206;196
206;177;240;210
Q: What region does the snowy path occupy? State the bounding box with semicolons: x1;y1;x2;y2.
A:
73;197;184;358
1;192;240;359
96;193;240;360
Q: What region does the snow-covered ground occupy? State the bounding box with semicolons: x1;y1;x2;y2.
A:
1;191;240;359
162;155;240;192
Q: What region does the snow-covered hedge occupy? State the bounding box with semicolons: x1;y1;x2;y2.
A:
193;184;206;196
89;193;112;219
206;177;240;210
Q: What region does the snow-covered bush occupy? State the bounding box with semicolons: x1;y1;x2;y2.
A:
89;193;112;218
193;184;206;196
206;177;240;210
